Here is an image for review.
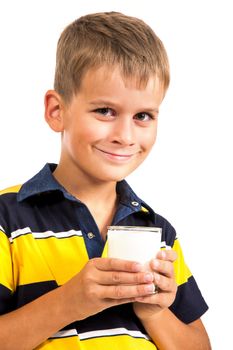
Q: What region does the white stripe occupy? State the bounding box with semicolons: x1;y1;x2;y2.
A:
50;329;78;339
9;227;82;241
32;229;82;239
78;327;150;340
160;241;172;250
0;225;6;233
11;227;31;239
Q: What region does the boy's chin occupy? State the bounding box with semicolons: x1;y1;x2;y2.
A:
96;168;137;183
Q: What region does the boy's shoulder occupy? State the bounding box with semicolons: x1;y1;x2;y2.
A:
0;185;22;197
140;200;175;229
0;185;22;234
125;196;177;248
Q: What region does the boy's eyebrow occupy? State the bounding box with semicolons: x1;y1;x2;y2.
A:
89;99;116;106
89;99;159;113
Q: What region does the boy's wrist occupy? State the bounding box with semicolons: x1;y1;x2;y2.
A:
136;306;168;325
55;284;78;325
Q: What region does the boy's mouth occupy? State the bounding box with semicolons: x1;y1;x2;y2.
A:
94;147;138;161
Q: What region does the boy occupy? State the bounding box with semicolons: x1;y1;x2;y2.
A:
0;12;211;349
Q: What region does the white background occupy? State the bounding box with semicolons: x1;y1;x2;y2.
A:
0;1;232;348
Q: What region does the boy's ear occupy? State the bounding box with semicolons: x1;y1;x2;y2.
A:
44;90;65;132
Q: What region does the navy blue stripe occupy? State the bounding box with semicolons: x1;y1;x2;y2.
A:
68;303;147;336
169;275;209;323
50;334;77;340
0;284;15;315
14;280;58;309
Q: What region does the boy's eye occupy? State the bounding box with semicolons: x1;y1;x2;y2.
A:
94;107;115;117
134;112;153;122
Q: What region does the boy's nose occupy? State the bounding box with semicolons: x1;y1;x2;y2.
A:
111;118;135;146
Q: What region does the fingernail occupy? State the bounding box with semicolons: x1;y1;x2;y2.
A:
145;284;155;293
144;273;153;282
133;262;143;271
154;273;160;283
152;260;160;269
161;250;166;259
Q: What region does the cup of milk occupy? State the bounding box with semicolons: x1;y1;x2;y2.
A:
107;226;162;269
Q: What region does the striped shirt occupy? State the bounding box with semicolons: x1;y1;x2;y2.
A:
0;163;208;349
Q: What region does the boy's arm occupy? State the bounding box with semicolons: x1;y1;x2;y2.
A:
140;309;211;350
0;258;156;350
0;284;70;350
133;250;211;349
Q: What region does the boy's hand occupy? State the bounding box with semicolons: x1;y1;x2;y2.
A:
62;257;156;322
133;249;178;322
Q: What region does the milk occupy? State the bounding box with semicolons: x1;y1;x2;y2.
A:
107;226;162;266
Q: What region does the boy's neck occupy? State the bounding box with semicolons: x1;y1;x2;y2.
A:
53;163;117;202
53;163;118;239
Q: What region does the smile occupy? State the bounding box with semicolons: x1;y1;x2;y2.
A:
94;147;137;162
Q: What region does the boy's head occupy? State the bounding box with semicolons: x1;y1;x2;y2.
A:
46;12;169;185
54;11;170;104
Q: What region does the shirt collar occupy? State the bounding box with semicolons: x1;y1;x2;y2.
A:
17;163;148;213
17;163;76;202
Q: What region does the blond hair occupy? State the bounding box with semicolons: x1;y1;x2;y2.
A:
54;11;170;103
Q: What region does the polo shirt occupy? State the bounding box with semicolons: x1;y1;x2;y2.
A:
0;163;208;350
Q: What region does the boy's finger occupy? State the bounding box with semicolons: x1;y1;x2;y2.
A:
153;273;177;293
99;282;155;300
156;249;177;262
92;257;143;273
98;270;154;285
151;259;174;278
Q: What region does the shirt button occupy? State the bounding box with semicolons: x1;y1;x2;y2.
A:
131;201;139;207
87;232;95;239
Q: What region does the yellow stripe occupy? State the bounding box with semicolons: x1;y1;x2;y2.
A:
81;335;157;350
0;230;14;291
0;185;21;196
140;206;149;213
101;240;108;258
35;335;157;350
36;235;89;285
35;335;81;349
173;239;192;286
11;233;89;286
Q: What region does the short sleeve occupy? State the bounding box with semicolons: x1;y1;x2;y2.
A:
170;237;208;323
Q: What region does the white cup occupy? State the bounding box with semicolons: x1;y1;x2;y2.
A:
107;226;162;269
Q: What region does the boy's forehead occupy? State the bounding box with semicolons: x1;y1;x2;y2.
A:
79;65;163;97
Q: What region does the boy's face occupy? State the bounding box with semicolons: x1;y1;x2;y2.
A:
58;66;164;184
